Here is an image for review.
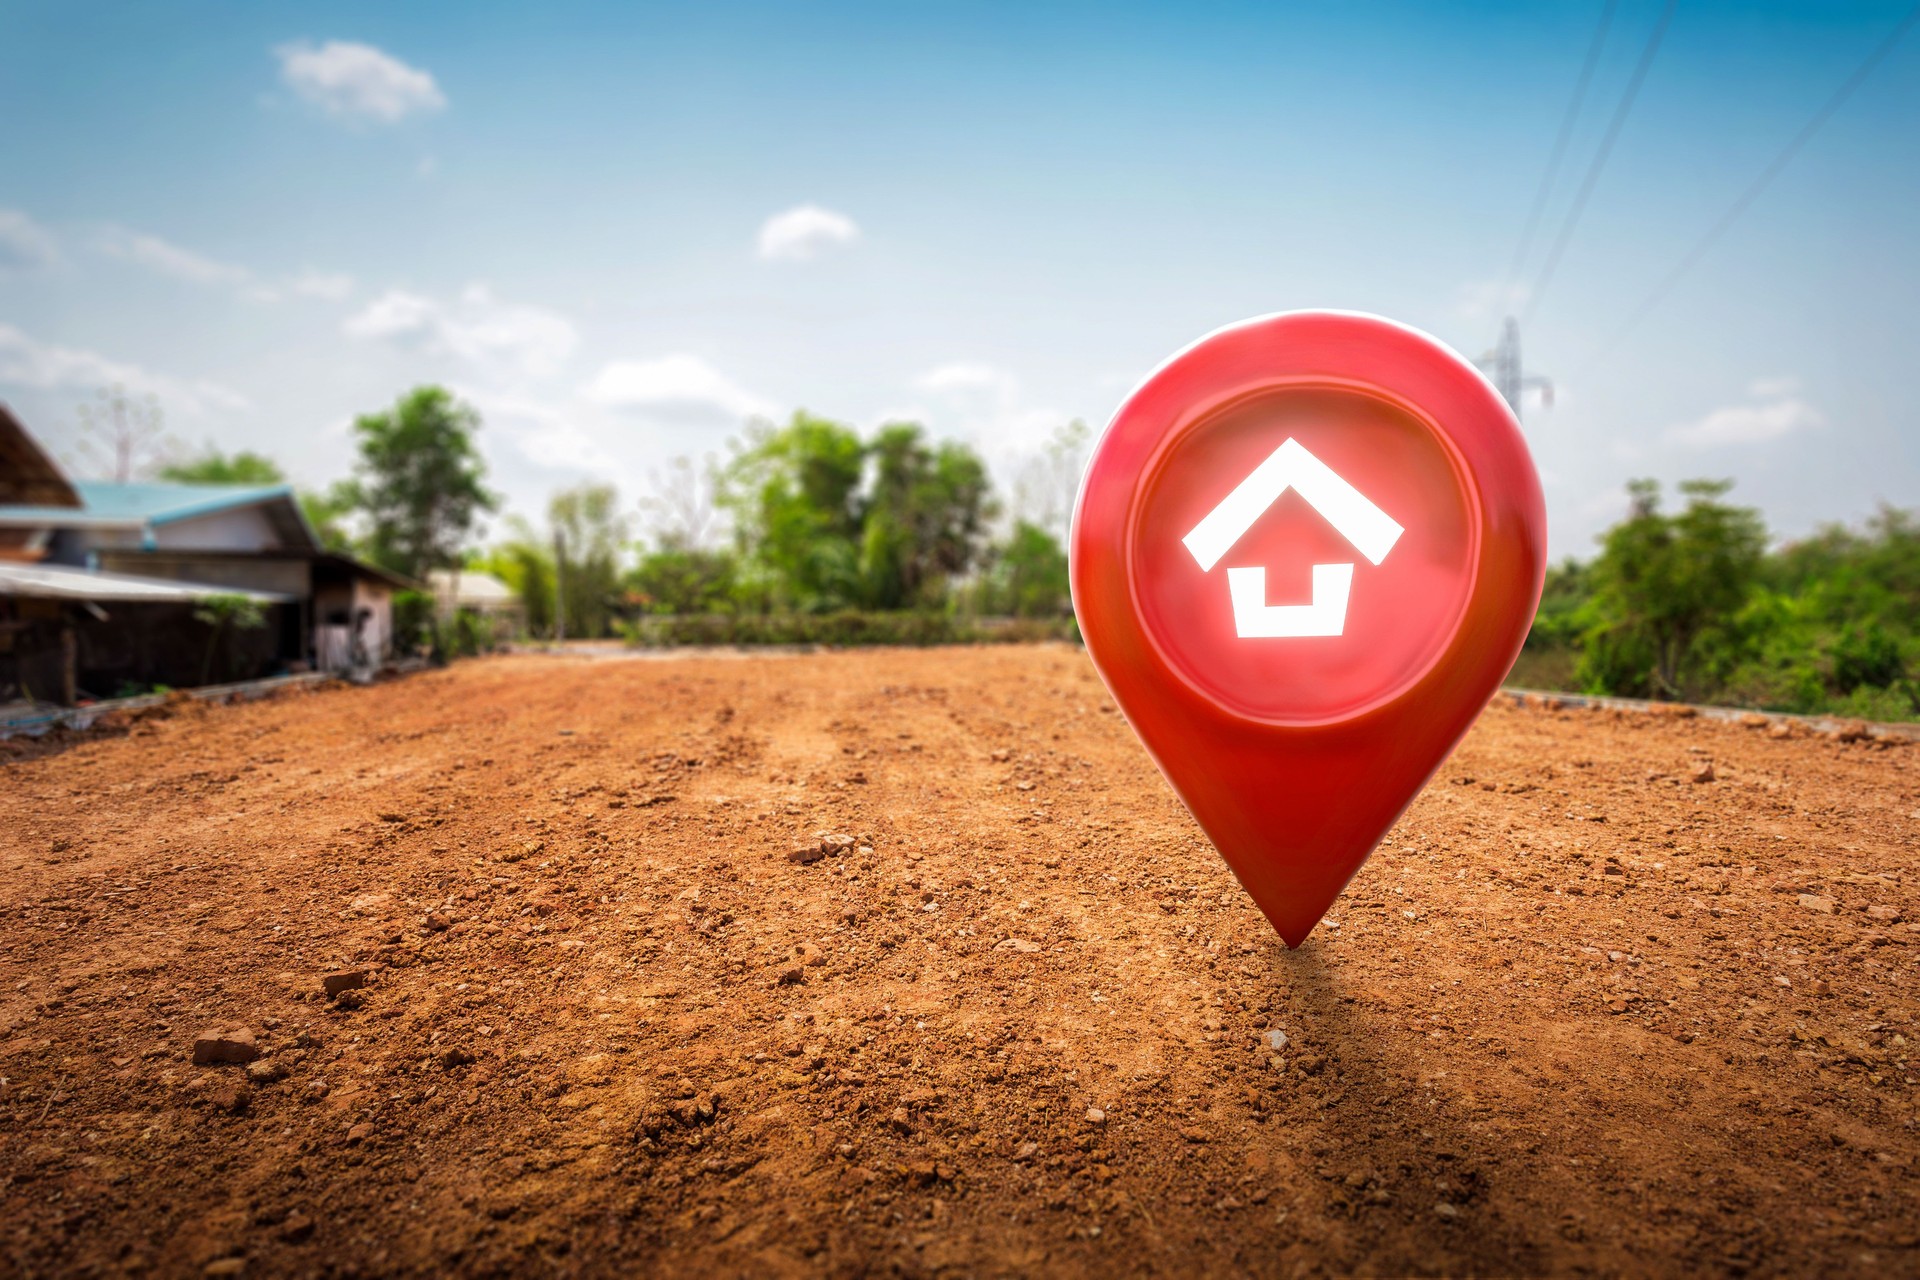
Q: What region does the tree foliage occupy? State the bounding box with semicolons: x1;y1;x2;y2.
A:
160;448;286;485
475;518;556;638
859;423;994;609
1577;479;1767;699
1526;481;1919;721
972;521;1072;619
550;483;627;639
714;412;994;613
299;483;359;553
718;412;868;611
339;386;497;582
628;546;738;616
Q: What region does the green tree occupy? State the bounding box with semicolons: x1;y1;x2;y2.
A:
550;483;627;639
477;517;556;638
718;412;867;612
1749;503;1919;713
299;482;358;553
160;448;285;485
1577;479;1767;699
1521;495;1918;720
628;546;739;615
339;387;497;582
983;520;1071;618
859;423;994;609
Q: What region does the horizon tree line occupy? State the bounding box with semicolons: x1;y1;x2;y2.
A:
70;382;1920;721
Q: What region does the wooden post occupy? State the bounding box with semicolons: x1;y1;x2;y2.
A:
59;618;77;706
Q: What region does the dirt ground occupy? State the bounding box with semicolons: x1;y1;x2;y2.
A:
1;646;1916;1279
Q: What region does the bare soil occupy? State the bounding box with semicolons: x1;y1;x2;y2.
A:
2;646;1916;1279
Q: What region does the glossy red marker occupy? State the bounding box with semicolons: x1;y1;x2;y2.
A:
1071;311;1546;947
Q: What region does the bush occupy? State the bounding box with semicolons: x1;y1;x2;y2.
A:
449;609;495;657
392;590;436;656
1834;683;1916;723
1517;489;1920;723
623;611;1079;648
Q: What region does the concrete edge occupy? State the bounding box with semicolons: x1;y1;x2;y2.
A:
1500;687;1920;743
1;671;338;739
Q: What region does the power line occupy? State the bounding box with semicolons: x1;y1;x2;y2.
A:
1508;0;1620;287
1583;2;1920;373
1523;0;1679;324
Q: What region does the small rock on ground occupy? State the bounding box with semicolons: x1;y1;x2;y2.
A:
192;1027;260;1065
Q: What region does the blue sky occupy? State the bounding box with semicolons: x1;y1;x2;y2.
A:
1;0;1914;558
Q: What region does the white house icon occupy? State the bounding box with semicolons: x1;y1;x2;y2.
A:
1181;438;1403;638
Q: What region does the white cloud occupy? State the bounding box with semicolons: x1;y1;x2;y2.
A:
97;226;252;288
0;208;58;269
0;322;248;416
581;354;777;423
1669;379;1823;449
275;40;446;123
914;362;1018;398
344;285;578;378
908;359;1076;499
93;225;358;304
458;388;617;474
290;268;354;301
756;204;860;262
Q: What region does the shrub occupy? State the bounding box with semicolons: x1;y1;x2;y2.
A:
623;611;1079;648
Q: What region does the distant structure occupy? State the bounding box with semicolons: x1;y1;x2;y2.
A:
429;568;522;647
0;405;412;705
1476;318;1554;423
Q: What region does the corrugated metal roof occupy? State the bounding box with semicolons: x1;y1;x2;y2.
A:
314;553;419;592
0;508;145;528
69;481;295;523
0;482;320;550
0;562;292;603
0;484;294;526
428;569;518;604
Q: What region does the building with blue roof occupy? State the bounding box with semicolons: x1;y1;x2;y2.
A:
0;404;416;704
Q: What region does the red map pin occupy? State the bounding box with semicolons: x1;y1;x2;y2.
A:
1071;311;1546;947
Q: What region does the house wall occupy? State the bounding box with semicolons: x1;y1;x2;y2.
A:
47;527;143;564
96;552;311;599
357;581;393;660
153;506;282;553
73;602;286;695
312;578;394;671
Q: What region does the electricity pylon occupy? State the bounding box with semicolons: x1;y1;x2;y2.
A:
1476;317;1554;423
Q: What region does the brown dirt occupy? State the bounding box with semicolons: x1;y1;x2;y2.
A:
2;646;1917;1279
